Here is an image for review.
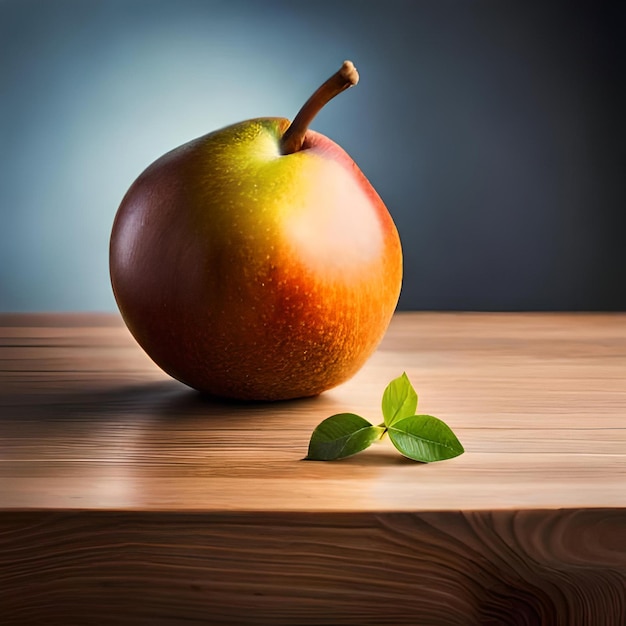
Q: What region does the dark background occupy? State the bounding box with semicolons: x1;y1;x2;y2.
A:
1;0;624;311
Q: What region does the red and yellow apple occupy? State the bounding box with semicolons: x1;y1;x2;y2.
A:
110;61;402;400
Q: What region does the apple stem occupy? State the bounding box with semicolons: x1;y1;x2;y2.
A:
280;60;359;155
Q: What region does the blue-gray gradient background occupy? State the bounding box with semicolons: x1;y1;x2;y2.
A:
1;0;625;312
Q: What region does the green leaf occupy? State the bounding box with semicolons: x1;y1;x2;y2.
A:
381;372;418;427
388;415;464;462
306;413;384;461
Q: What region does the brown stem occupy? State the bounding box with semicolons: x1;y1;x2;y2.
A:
280;60;359;155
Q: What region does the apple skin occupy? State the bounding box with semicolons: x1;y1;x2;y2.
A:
110;118;402;401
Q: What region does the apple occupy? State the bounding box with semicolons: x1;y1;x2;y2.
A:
110;61;402;401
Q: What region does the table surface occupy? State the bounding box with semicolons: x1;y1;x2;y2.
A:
2;312;626;625
1;311;625;513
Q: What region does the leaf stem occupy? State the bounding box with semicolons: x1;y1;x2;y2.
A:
280;60;359;155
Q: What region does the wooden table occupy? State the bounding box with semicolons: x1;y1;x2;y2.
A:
1;312;625;625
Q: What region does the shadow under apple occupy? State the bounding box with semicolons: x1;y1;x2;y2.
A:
2;379;417;468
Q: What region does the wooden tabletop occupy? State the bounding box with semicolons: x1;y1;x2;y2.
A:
2;311;625;512
1;312;625;624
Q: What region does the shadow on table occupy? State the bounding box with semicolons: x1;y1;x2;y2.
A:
1;378;333;426
2;380;425;467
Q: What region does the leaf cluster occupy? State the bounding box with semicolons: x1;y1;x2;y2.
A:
306;373;464;463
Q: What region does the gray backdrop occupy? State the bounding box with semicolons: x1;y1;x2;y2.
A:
1;0;624;311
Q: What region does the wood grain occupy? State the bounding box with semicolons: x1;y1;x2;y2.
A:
1;312;625;624
0;510;624;625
